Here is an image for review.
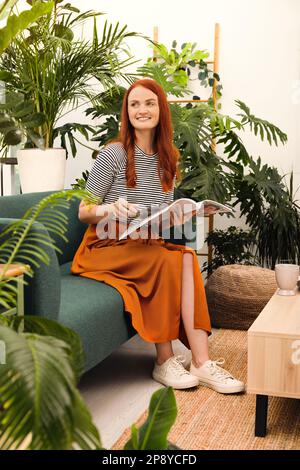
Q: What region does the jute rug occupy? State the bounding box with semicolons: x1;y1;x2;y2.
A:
112;329;300;450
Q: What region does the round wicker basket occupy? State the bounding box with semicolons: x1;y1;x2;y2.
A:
205;264;277;330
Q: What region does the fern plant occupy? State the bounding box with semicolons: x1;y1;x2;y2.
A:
0;189;97;308
0;189;103;449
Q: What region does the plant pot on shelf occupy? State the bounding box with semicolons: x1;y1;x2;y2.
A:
17;148;66;193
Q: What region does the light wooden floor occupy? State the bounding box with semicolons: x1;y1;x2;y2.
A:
79;335;190;449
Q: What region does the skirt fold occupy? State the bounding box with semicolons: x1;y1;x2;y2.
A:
71;225;211;347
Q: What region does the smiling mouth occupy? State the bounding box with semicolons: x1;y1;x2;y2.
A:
136;117;151;120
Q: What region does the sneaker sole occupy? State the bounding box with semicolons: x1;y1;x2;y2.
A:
197;380;245;394
152;373;200;390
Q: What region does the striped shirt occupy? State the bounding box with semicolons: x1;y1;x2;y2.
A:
86;143;174;217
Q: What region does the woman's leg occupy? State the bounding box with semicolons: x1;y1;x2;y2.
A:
181;252;210;367
155;341;174;365
181;252;245;393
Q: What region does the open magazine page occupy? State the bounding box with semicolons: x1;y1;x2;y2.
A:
118;198;232;240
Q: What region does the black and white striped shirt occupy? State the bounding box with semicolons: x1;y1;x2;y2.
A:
86;143;174;212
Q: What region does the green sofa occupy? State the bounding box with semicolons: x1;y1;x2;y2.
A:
0;191;189;372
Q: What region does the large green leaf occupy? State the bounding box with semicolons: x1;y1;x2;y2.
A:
0;92;46;147
0;325;101;449
124;387;177;450
11;315;85;382
171;103;212;160
235;99;287;146
0;1;54;53
136;63;189;97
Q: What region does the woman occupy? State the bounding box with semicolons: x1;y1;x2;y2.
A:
72;78;244;393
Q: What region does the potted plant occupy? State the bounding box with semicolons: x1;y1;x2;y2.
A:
0;0;139;192
202;225;257;276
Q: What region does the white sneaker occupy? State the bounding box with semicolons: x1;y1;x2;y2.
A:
190;358;245;394
152;355;200;389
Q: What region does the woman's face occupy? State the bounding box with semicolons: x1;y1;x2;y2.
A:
127;86;160;130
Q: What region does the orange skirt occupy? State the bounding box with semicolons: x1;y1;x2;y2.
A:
71;224;211;347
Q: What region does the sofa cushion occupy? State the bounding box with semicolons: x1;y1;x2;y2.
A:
59;262;136;371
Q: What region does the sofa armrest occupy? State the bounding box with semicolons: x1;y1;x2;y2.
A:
0;218;61;320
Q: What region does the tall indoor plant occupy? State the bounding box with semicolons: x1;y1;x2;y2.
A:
0;0;139;192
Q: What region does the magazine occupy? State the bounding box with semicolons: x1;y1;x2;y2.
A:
118;198;233;240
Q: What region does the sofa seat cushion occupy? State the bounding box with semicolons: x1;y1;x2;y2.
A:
59;263;136;371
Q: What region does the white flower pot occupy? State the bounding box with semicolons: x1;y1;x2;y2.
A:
17;148;66;193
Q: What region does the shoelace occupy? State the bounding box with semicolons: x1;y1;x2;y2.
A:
169;355;190;376
207;358;234;382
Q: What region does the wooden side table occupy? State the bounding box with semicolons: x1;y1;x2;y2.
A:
247;289;300;436
0;264;29;316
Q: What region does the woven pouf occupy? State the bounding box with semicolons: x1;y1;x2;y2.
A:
205;264;278;330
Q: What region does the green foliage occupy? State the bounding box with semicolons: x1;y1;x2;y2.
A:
0;189;104;449
124;387;177;450
0;91;45;148
235;100;287;147
12;315;85;382
53;122;95;158
171;103;212;159
0;189;97;309
202;226;257;275
146;40;220;100
0;324;101;449
0;0;54;53
136;63;189;97
234;163;300;268
71;169;90;190
0;2;139;152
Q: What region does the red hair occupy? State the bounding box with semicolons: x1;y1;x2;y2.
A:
110;79;181;192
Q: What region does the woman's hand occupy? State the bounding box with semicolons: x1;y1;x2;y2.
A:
110;197;139;221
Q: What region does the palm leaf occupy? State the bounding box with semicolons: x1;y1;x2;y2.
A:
11;315;85;383
0;11;140;148
0;325;101;450
124;387;177;450
0;189;97;309
136;63;189;97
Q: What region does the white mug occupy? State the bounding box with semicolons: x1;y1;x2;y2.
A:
275;263;299;296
